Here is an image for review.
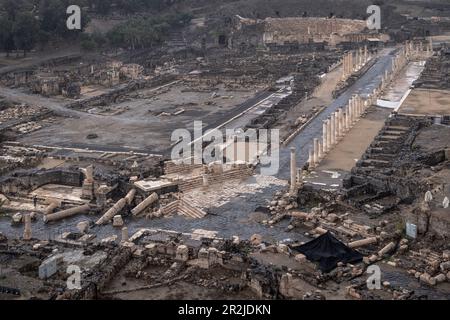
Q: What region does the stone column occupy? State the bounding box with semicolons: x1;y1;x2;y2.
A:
350;52;354;72
360;47;363;67
330;113;335;145
342;55;347;79
364;45;368;63
349;97;354;125
357;96;362;118
308;148;314;167
346;52;350;73
313;138;319;165
346;104;351;129
125;189;136;205
23;213;32;241
322;121;328;153
202;174;209;188
131;192;158;216
338;108;344;137
96;198;127;225
334;111;340;141
45;201;59;215
121;227;129;242
44;204;90;223
318;141;323;160
290;147;297;191
326;119;332;150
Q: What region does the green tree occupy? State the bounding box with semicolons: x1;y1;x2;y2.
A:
0;16;15;57
13;12;40;56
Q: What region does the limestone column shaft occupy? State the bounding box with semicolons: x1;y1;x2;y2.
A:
308;148;314;167
23;213;32;240
364;45;368;63
44;204;90;223
318;141;323;160
131;192;158;216
349;98;354;124
330;113;335;145
290;147;297;190
343;54;347;77
345;106;350;131
313;138;319;165
338;108;344;136
334;111;340;140
121;227;129;242
96;198;127;225
322;121;328;153
326;119;332;150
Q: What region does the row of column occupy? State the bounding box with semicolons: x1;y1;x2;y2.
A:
405;38;434;59
294;40;433;181
308;93;374;168
379;41;417;96
342;45;370;80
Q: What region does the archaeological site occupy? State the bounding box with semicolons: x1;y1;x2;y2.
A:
0;0;449;306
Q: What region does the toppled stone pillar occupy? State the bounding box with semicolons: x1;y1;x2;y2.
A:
23;214;32;240
44;204;90;223
348;237;378;249
45;201;59;215
290;147;297;192
125;189;136;205
121;227;129;242
378;242;396;257
96;198;127;225
131;192;158;216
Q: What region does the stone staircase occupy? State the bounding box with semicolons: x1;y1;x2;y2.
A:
177;167;253;192
160;199;207;218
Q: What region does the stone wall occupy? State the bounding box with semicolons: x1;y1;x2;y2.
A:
0;169;82;195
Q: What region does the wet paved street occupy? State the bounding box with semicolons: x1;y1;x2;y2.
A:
277;48;396;180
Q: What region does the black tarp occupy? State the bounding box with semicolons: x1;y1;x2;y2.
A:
293;232;363;272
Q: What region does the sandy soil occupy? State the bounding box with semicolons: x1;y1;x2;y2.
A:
399;88;450;116
318;106;391;171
